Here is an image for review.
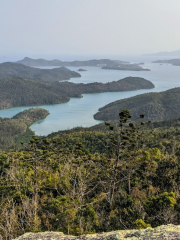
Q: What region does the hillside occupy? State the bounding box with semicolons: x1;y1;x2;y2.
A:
0;62;81;81
0;77;154;110
0;77;70;109
1;109;180;238
17;57;128;67
152;59;180;66
0;108;49;149
94;87;180;121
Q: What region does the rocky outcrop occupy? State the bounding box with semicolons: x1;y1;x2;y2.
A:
13;225;180;240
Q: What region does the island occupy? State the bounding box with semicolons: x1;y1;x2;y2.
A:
0;62;81;82
17;57;128;67
78;68;87;71
0;77;154;110
152;59;180;66
94;87;180;122
102;63;150;71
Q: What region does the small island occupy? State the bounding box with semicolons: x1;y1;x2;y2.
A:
78;68;87;71
152;59;180;66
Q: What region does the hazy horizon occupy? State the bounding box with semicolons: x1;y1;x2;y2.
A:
0;0;180;60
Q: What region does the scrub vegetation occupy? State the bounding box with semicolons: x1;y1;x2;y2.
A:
1;109;180;239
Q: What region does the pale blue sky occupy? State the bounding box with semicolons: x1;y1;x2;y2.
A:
0;0;180;58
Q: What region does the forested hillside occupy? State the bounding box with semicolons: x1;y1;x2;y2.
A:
0;77;154;110
94;87;180;122
0;62;81;81
1;110;180;239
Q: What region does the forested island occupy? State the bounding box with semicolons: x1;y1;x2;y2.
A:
0;77;154;110
152;59;180;66
94;87;180;122
0;108;49;149
0;62;81;81
17;57;127;67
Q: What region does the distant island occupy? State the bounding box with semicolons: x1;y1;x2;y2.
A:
0;77;154;110
0;62;81;82
16;57;150;71
17;57;128;67
94;87;180;122
78;68;87;71
152;59;180;66
102;63;150;71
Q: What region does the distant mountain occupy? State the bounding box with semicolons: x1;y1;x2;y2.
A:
94;87;180;122
0;62;81;81
152;59;180;66
0;77;154;110
143;50;180;57
17;57;128;67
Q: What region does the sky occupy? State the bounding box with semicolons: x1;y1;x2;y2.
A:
0;0;180;60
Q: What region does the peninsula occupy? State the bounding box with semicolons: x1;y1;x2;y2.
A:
0;108;49;149
0;77;154;110
0;62;81;82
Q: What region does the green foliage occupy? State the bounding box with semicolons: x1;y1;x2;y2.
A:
1;110;180;238
0;108;49;149
134;219;151;229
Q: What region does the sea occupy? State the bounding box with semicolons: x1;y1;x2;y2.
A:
0;54;180;136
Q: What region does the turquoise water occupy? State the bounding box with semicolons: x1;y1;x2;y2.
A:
0;63;180;136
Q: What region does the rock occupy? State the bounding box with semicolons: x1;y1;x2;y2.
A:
13;224;180;240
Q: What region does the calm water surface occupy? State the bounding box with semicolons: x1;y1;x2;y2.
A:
0;63;180;135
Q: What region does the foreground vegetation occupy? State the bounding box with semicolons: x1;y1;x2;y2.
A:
1;110;180;239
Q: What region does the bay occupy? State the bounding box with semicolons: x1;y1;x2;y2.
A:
0;62;180;136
